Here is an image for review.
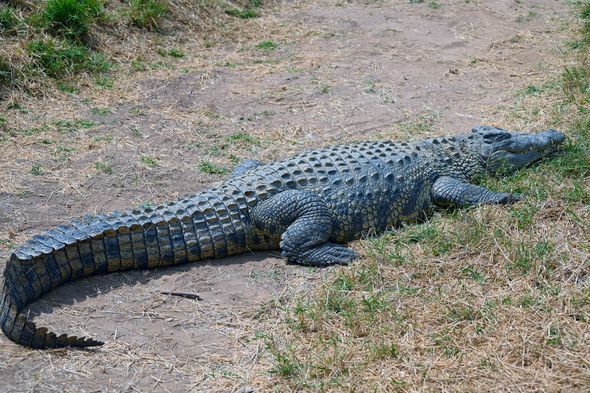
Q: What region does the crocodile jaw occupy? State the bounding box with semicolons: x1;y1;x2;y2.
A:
472;127;566;174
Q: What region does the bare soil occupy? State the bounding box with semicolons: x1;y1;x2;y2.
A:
0;0;572;391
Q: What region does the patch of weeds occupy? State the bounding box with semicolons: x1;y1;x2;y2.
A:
53;118;94;132
225;8;258;18
523;84;542;95
130;57;171;72
58;82;79;94
509;203;540;229
128;0;167;30
218;61;239;68
287;65;304;73
95;75;114;88
362;294;387;314
93;134;113;143
225;131;258;145
319;83;331;94
263;336;302;377
167;48;184;58
30;164;43;176
140;155;158;168
461;265;485;283
130;127;142;137
546;325;562;346
77;119;94;128
506;240;554;276
131;57;149;72
156;47;184;58
0;239;15;248
52;145;75;161
428;0;441;9
517;11;538;23
364;77;377;93
95;160;113;174
255;40;278;51
42;0;103;40
27;38;111;78
129;107;145;115
333;274;355;292
324;286;357;316
398;222;454;257
562;65;590;101
431;332;461;357
0;58;13;87
225;1;262;19
564;180;590;203
198;161;228;175
0;5;19;32
370;340;399;360
91;106;111;115
207;144;226;156
16;190;31;198
228;154;240;164
447;304;480;322
518;293;539;308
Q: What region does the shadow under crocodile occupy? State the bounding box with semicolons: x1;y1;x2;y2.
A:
15;250;314;353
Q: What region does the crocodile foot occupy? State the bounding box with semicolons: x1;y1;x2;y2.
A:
283;243;358;267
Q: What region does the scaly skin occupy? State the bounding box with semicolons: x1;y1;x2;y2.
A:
0;126;565;349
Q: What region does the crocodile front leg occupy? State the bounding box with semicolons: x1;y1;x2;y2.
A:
251;190;358;267
432;176;520;207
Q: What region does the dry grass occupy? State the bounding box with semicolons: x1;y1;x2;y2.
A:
248;5;590;393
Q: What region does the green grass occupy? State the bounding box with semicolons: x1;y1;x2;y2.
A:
0;5;19;32
30;164;43;176
225;131;258;145
428;0;441;9
94;160;113;174
198;161;228;175
52;145;75;161
42;0;103;40
91;106;111;115
156;47;184;58
140;155;158;168
225;8;258;19
255;40;278;51
261;4;590;390
225;0;262;19
27;38;111;78
128;0;167;30
0;57;12;86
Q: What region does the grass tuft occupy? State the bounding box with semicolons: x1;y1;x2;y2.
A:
0;5;19;32
42;0;103;40
198;160;228;175
128;0;167;30
27;38;111;78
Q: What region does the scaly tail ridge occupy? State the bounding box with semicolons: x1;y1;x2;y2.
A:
0;193;245;349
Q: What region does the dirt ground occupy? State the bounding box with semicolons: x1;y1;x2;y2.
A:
0;0;573;391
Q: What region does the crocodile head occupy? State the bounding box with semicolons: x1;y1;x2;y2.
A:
469;126;566;174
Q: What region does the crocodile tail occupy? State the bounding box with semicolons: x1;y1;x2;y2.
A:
0;192;248;349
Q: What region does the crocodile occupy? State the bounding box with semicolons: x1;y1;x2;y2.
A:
0;125;565;349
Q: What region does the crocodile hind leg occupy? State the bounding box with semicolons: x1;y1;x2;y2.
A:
251;190;358;267
432;176;521;207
